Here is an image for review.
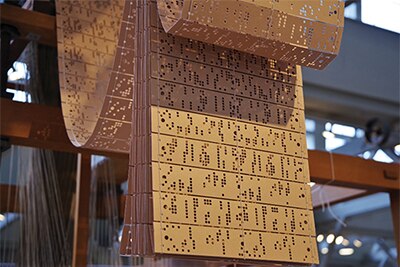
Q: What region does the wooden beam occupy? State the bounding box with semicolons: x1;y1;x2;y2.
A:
6;82;25;91
0;98;127;159
309;150;399;191
0;184;19;213
72;153;91;267
0;4;56;46
2;99;399;191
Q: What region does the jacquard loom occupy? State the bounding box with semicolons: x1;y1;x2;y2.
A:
55;0;344;265
2;1;400;267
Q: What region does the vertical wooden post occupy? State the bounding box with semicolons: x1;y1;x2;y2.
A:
390;191;400;265
72;153;91;267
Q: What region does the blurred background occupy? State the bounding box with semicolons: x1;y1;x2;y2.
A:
0;0;399;266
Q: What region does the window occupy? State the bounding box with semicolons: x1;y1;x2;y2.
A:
344;2;358;20
362;0;400;33
7;61;31;103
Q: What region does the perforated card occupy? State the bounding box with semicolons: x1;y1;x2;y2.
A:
56;0;345;265
56;0;135;152
117;0;343;265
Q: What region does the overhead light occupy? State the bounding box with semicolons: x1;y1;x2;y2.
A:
306;119;316;132
394;144;400;156
322;130;335;139
331;124;356;138
317;234;324;243
325;122;332;131
342;238;350;246
363;151;371;159
356;129;365;138
321;247;329;255
339;248;354;256
353;239;362;248
308;182;316;187
326;234;335;244
373;149;394;163
0;214;5;221
335;235;344;245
